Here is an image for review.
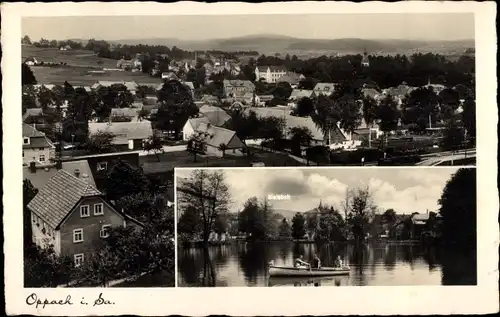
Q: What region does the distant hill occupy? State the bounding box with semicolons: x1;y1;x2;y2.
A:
66;34;474;56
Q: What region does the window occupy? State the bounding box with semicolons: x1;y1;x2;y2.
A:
94;203;104;216
39;154;45;162
38;148;45;151
80;205;90;218
74;253;84;267
73;229;83;243
97;162;108;171
23;137;29;144
22;151;25;158
100;225;111;238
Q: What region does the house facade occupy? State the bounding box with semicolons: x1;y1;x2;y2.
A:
223;80;256;98
23;123;56;166
27;170;142;266
255;66;287;83
192;123;246;157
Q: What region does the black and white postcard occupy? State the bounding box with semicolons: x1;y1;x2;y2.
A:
2;1;498;316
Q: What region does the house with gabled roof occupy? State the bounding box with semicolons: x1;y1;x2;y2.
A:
88;121;153;151
23;123;56;166
27;169;143;267
91;81;139;94
193;122;246;157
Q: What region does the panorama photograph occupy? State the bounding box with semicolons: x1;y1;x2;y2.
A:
176;167;476;287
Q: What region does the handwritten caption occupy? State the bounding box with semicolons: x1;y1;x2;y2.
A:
26;293;115;309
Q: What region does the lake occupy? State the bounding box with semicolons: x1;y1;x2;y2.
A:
177;241;476;287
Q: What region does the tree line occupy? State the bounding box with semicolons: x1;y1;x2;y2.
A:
23;160;175;287
177;168;476;253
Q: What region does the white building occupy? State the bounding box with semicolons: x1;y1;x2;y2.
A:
23;123;55;166
255;66;287;83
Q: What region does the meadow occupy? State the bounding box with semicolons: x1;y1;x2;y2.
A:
23;45;161;86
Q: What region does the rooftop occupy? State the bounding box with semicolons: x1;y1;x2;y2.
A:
27;170;102;229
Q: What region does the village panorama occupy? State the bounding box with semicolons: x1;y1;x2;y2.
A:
21;15;475;288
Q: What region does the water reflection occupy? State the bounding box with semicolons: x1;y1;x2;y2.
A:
178;242;476;287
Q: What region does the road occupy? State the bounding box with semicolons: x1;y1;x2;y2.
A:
416;149;476;166
136;145;186;156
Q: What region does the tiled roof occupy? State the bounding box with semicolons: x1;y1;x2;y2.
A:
199;106;231;127
196;123;242;148
23;123;45;138
290;89;313;99
111;108;140;119
91;81;139;91
23;160;97;191
27;170;102;229
243;107;346;142
223;80;255;90
23;108;44;121
313;83;336;92
89;121;153;145
23;137;54;149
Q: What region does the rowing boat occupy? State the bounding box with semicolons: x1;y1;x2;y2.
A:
268;265;351;277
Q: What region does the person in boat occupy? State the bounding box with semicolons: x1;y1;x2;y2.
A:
312;254;321;269
334;255;343;268
295;255;310;268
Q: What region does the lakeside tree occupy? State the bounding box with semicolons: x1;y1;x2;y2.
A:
84;131;116;154
317;205;345;241
291;212;306;240
344;187;377;242
278;218;292;239
178;169;231;247
438;168;476;250
178;205;202;241
238;197;267;240
305;213;318;240
22;63;37;85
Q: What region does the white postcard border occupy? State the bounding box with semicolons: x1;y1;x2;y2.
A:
2;1;498;316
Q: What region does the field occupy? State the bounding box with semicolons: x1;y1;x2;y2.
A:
30;66;162;86
22;45;116;68
23;45;162;86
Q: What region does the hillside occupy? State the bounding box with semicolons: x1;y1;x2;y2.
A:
106;35;474;55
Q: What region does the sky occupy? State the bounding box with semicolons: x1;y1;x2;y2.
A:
176;168;468;215
22;13;474;41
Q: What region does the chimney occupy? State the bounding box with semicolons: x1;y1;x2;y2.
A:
29;162;36;173
55;160;62;170
74;169;81;178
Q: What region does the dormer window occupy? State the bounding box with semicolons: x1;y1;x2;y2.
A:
23;137;30;145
